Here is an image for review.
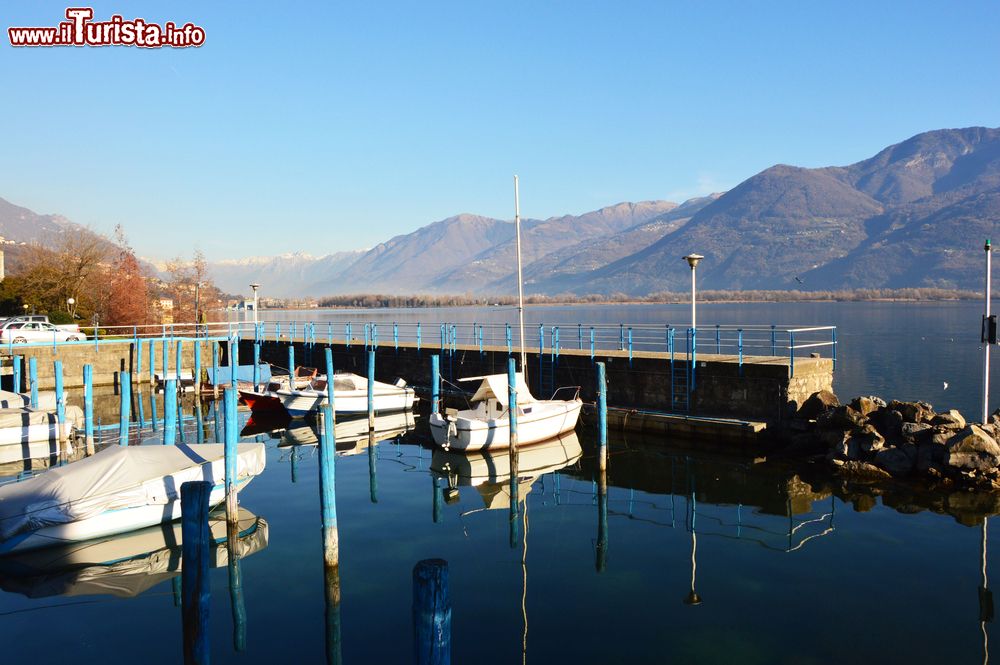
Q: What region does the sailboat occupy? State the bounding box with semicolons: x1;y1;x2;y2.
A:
429;176;582;451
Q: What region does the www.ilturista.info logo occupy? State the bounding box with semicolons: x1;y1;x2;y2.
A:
8;8;205;48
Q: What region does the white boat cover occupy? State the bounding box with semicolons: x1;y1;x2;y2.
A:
464;372;535;405
0;390;58;411
0;443;266;542
0;405;84;430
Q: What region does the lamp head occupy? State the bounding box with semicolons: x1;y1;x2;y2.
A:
250;282;260;292
683;254;704;269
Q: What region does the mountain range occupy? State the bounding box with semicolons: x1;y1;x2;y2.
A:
3;125;999;297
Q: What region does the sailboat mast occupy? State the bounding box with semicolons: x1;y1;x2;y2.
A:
514;175;528;378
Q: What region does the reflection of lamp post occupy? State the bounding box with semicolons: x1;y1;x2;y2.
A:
981;518;993;664
684;462;702;606
249;283;260;327
682;254;704;332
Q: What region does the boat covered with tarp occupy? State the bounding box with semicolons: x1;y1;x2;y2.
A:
0;442;266;554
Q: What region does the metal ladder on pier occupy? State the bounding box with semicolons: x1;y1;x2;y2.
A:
668;327;691;413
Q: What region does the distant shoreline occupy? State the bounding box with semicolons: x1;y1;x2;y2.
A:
258;288;980;310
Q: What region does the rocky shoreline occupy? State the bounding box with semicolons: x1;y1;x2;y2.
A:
788;391;1000;491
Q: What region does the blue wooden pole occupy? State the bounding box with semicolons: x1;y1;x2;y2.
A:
597;362;607;471
394;322;399;351
432;477;442;524
738;328;744;377
83;364;94;453
53;360;65;453
150;381;159;433
162;339;169;384
367;350;375;431
368;431;378;504
417;322;421;352
230;339;239;388
412;559;451;665
319;404;339;566
252;342;260;389
195;400;205;444
176;339;184;387
148;338;156;384
181;480;211;665
164;379;178;445
224;386;239;525
28;357;38;409
288;344;295;388
212;343;220;396
324;347;336;408
430;355;440;415
119;371;131;446
508;356;519;548
194;342;202;393
11;355;21;394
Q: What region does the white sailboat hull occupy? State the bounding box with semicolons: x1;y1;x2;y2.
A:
429;400;582;451
276;387;416;418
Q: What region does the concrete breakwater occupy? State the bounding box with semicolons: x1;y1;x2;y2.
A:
789;391;1000;490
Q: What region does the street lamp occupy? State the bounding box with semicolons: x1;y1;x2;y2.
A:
22;303;28;317
249;283;260;327
67;297;75;316
682;254;704;332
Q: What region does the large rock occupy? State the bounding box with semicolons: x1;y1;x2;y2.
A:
798;390;840;420
871;409;904;442
945;425;1000;472
916;442;946;472
852;425;885;456
901;421;933;444
931;410;966;430
850;396;883;417
836;461;893;481
875;447;915;477
888;400;933;424
829;405;866;430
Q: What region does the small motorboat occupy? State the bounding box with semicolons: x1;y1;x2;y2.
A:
242;372;416;419
0;442;266;554
429;372;581;451
0;407;82;460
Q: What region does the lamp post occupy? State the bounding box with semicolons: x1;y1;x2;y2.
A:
249;283;260;327
67;297;75;316
682;254;704;332
22;303;28;317
985;240;993;425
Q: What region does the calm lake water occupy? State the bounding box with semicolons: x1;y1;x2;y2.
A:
3;301;999;664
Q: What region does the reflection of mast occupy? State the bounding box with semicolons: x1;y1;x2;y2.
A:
522;494;529;665
982;518;993;665
684;460;701;606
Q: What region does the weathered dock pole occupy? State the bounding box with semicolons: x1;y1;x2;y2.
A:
288;344;295;388
227;510;247;653
83;364;94;454
324;560;343;665
119;371;131;446
164;379;178;445
28;357;38;409
367;349;375;431
508;357;519;548
596;470;608;573
224;386;239;527
367;349;378;503
11;355;21;393
53;359;65;437
194;342;202;394
597;362;608;472
321;346;343;665
430;355;440;415
180;480;211;665
212;343;220;398
252;342;260;390
413;559;451;665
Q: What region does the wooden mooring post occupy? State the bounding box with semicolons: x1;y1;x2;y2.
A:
83;364;94;454
164;379;177;445
597;361;608;472
412;559;451;665
224;386;239;527
119;371;131;446
508;356;519;549
11;355;21;394
430;354;440;415
596;470;608;573
180;480;211;665
28;357;38;409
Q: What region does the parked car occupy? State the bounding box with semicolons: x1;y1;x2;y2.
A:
0;321;86;343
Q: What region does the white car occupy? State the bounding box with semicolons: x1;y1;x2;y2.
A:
0;321;86;343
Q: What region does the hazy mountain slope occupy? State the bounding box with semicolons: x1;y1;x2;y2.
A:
207;250;364;298
433;201;677;291
508;195;719;293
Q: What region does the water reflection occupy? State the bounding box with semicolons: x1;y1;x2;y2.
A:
0;508;267;600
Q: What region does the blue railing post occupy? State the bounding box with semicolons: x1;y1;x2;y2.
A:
345;322;351;348
789;330;795;378
416;322;422;351
590;327;595;360
716;324;721;354
578;323;583;350
439;324;445;356
161;340;169;385
627;327;632;364
230;338;239;388
478;324;483;355
832;328;838;371
619;324;624;351
394;322;399;351
506;323;512;355
253;342;261;389
148;339;155;385
372;323;378;349
364;323;370;349
176;340;183;386
137;338;144;379
328;322;333;345
276;321;281;340
554;326;560;359
771;325;777;356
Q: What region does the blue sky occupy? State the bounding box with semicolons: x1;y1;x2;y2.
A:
1;1;998;260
